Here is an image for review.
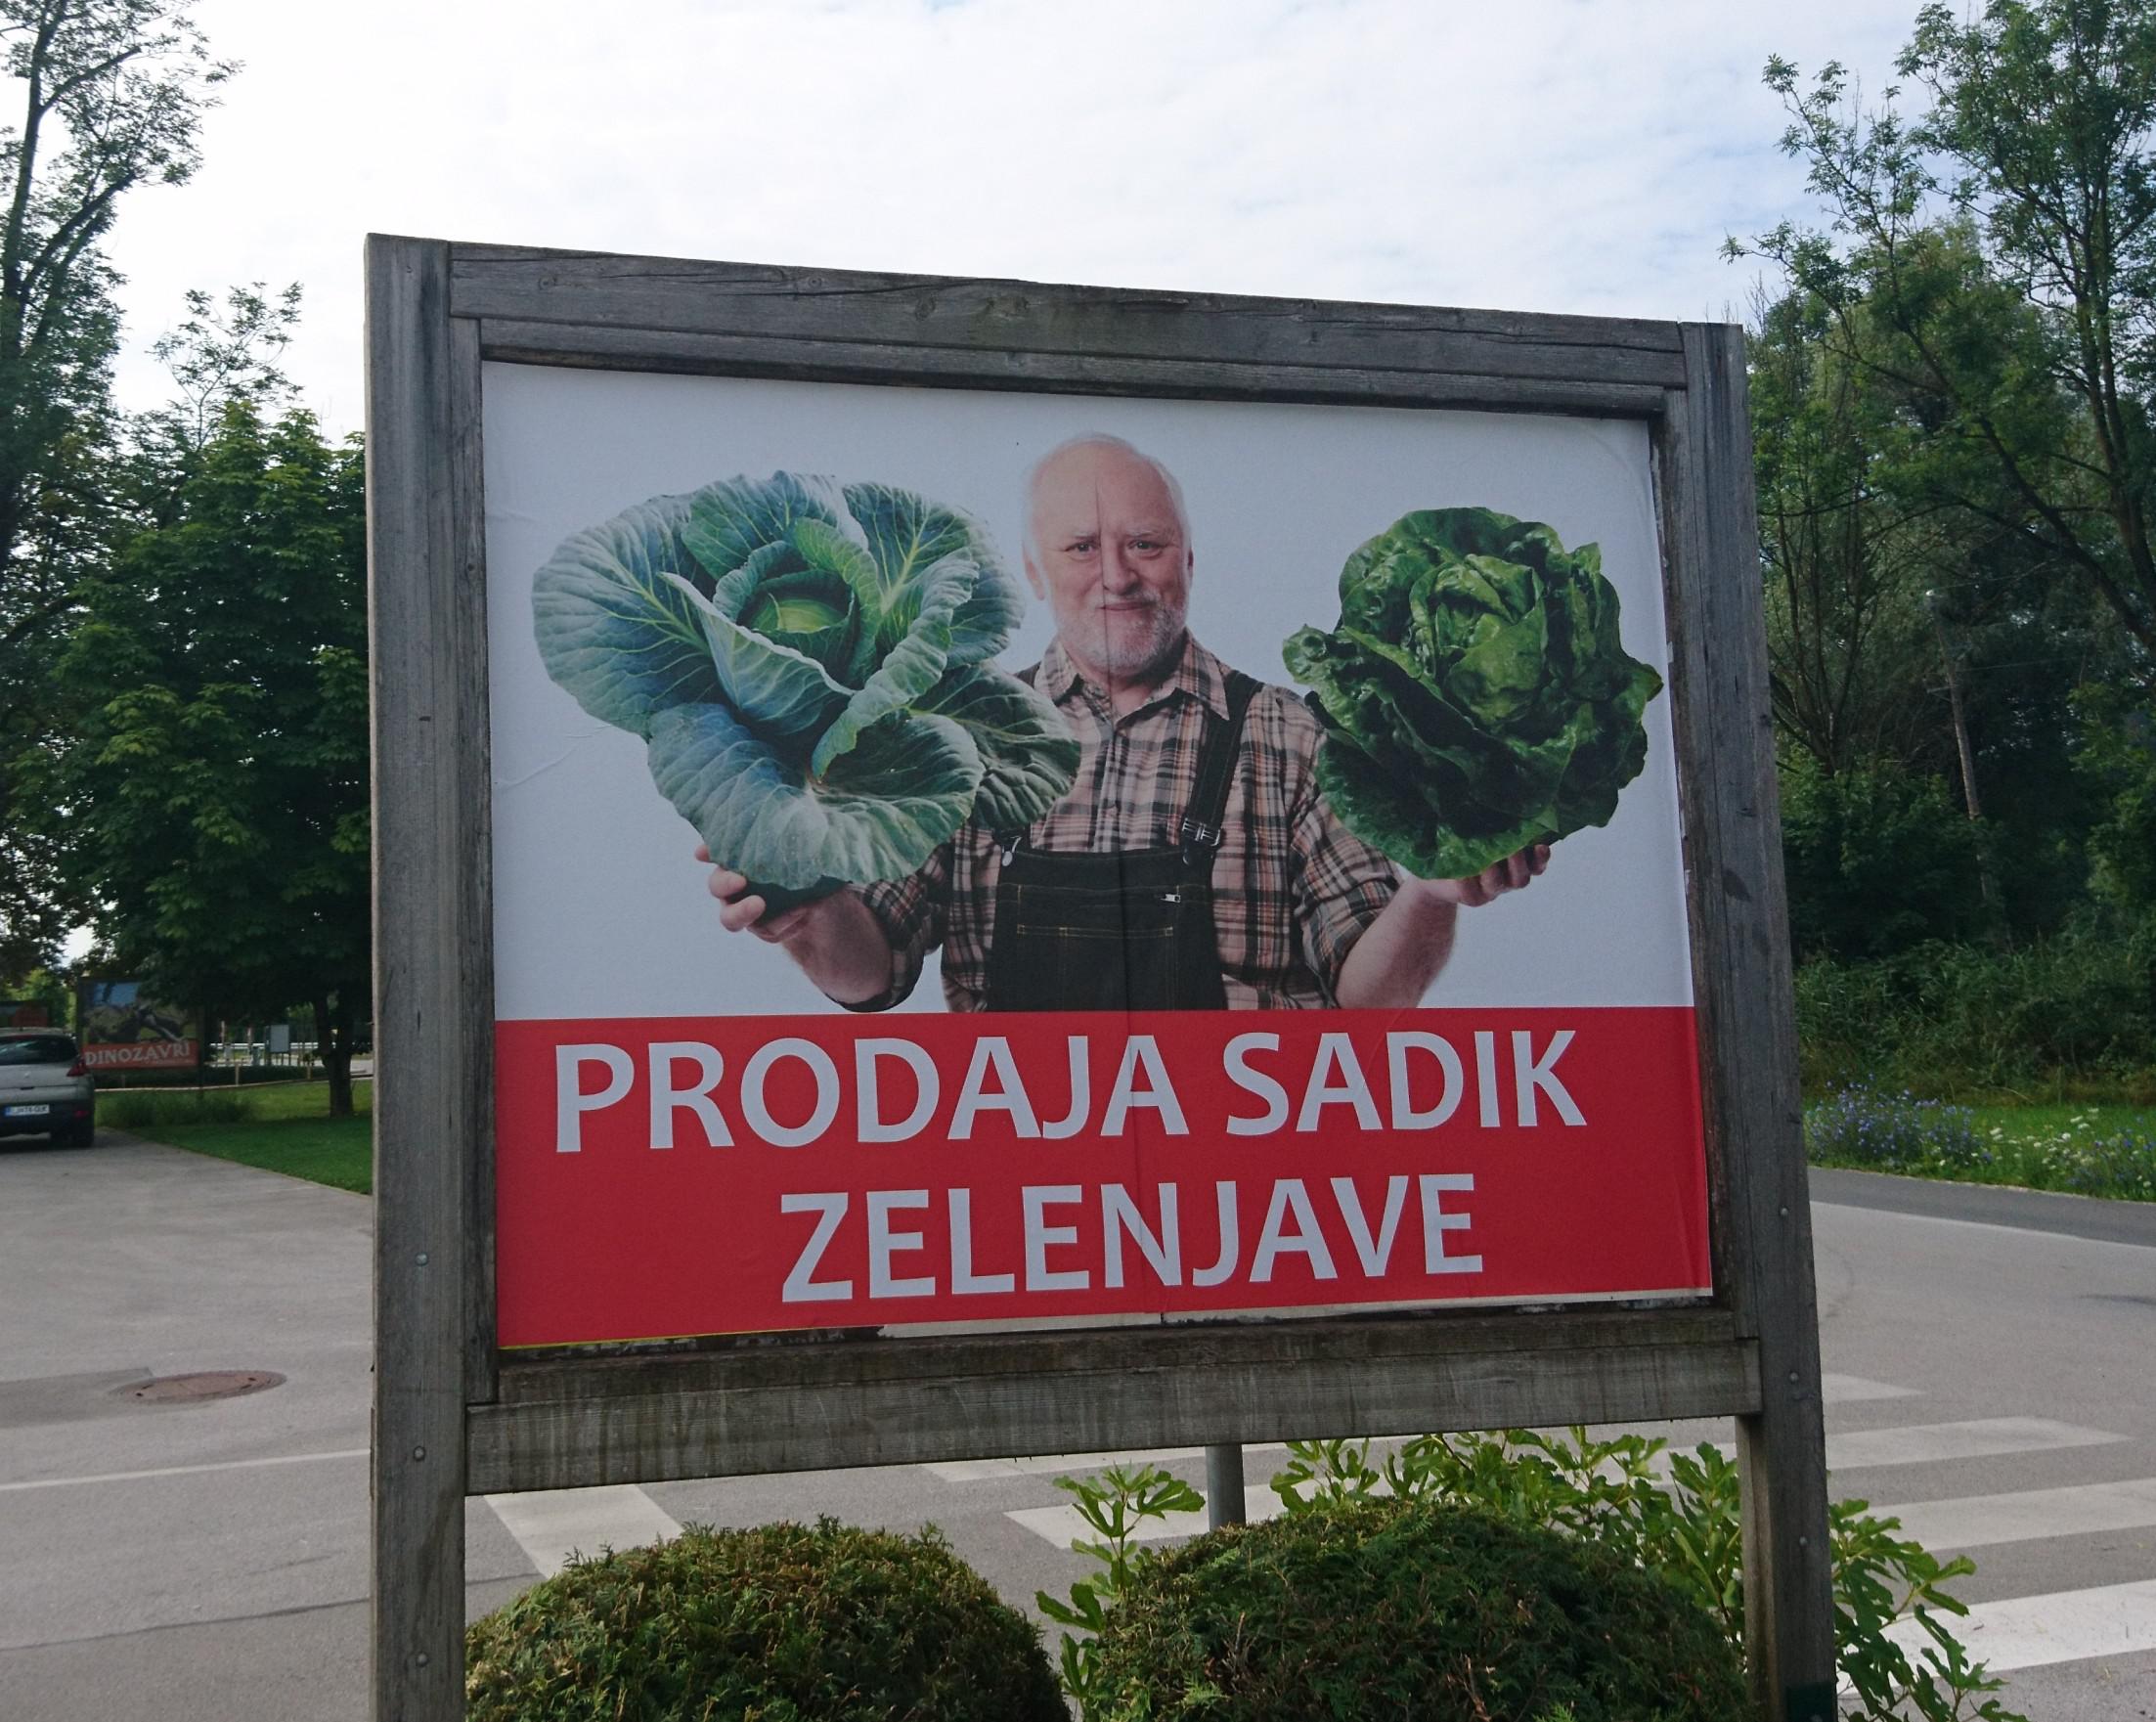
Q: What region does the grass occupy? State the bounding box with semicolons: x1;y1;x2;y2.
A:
1807;1091;2156;1201
111;1078;374;1193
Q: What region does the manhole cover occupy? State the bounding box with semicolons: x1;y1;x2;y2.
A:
118;1370;286;1404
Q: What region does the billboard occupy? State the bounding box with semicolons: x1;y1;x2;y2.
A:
485;368;1710;1348
74;980;199;1071
0;999;51;1028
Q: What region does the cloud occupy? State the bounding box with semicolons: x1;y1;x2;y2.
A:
104;0;1916;430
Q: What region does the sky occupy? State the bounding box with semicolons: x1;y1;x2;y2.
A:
86;0;1924;434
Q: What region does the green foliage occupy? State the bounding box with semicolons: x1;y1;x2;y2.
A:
2076;684;2156;911
1794;923;2156;1094
1273;1429;2024;1722
1749;284;1960;777
1780;754;1990;959
1741;3;2156;662
532;472;1078;905
0;1;235;978
1034;1464;1203;1709
39;403;369;1109
1083;1496;1748;1722
1283;507;1662;879
1812;1098;2156;1200
465;1519;1064;1722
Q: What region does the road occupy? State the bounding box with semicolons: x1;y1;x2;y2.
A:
1;1134;2150;1721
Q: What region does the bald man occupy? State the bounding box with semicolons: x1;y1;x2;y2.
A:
705;434;1545;1010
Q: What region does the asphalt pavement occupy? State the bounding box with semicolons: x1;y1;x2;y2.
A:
2;1133;2150;1721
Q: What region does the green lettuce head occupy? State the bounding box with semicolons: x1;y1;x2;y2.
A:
533;472;1079;909
1283;507;1663;880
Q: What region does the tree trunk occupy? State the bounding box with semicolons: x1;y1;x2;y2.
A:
319;990;355;1120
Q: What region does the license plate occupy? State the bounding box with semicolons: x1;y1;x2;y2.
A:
3;1104;51;1118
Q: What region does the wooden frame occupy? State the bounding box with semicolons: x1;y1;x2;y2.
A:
368;236;1831;1722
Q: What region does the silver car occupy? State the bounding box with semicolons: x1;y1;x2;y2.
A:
0;1031;96;1148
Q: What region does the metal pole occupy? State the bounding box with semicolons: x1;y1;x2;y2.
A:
1205;1442;1246;1530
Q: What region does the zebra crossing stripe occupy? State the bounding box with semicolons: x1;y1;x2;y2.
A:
1876;1476;2156;1552
1825;1417;2121;1470
1820;1374;1918;1403
1883;1578;2156;1672
486;1484;682;1577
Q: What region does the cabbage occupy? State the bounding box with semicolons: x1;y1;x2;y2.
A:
1283;507;1663;880
533;472;1078;907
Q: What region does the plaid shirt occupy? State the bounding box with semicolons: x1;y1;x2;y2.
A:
852;635;1399;1010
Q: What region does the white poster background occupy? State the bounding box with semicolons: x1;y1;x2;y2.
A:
484;364;1694;1021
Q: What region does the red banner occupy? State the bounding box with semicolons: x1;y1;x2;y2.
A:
494;1008;1709;1348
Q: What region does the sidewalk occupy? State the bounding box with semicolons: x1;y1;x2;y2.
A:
0;1132;525;1722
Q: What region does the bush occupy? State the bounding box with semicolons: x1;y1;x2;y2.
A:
1046;1436;2023;1722
1781;757;1990;961
465;1519;1064;1722
1794;922;2156;1096
1270;1433;2020;1722
1082;1497;1747;1722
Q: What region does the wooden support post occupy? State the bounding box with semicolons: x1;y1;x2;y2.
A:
368;234;488;1722
1206;1442;1247;1530
1661;324;1833;1722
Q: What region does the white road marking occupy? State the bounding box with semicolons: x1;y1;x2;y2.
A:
1877;1477;2156;1553
0;1447;368;1493
486;1485;682;1578
1826;1417;2122;1470
1882;1579;2156;1672
1821;1374;1919;1404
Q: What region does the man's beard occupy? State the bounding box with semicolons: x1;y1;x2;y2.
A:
1085;599;1186;688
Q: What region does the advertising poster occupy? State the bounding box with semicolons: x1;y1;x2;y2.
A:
74;980;200;1071
485;366;1710;1349
0;1000;51;1029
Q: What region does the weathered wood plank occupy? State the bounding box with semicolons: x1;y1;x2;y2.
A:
495;1303;1738;1401
470;1311;1760;1493
451;246;1689;388
448;322;499;1411
476;317;1671;416
1656;325;1831;1722
367;234;476;1722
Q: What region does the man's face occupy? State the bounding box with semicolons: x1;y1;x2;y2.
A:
1024;443;1193;690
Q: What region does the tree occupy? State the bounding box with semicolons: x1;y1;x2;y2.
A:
1738;0;2156;669
0;0;230;981
1749;281;1950;774
42;403;369;1113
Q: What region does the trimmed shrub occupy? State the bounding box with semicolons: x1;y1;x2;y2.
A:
464;1519;1064;1722
1084;1499;1750;1722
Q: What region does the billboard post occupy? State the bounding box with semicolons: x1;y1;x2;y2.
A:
369;238;1831;1721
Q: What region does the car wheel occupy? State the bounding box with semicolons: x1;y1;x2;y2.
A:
61;1118;94;1148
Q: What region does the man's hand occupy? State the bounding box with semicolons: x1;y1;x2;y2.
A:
694;844;897;1004
1420;841;1552;907
1335;842;1552;1010
698;845;823;944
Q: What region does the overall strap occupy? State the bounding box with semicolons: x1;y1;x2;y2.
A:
1178;671;1261;863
